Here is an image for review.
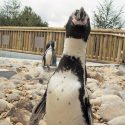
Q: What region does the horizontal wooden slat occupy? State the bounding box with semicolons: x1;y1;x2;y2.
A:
0;27;125;63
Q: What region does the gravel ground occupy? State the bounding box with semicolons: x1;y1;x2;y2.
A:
0;57;125;125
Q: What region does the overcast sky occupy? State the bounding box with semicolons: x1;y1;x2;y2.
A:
0;0;125;27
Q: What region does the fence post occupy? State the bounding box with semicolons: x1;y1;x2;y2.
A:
117;38;123;63
122;38;125;63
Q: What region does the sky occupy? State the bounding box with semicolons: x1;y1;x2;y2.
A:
0;0;125;27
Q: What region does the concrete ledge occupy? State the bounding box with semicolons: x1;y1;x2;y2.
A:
0;50;42;60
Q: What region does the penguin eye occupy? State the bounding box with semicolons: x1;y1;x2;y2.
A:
75;10;79;16
87;18;90;22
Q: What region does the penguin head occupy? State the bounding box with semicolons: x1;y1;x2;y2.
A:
66;7;91;42
46;41;56;51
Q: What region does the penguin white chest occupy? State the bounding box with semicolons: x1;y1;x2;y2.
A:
46;71;86;125
46;48;52;65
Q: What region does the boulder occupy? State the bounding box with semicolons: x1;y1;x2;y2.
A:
6;93;20;102
87;71;104;82
99;102;125;121
101;95;122;105
108;115;125;125
94;123;106;125
8;108;31;125
24;74;33;80
87;78;99;85
0;119;12;125
0;81;16;90
91;94;122;108
115;65;125;76
118;91;125;101
91;89;103;99
0;92;5;99
0;70;17;79
86;82;99;92
0;99;10;113
102;83;122;91
39;120;47;125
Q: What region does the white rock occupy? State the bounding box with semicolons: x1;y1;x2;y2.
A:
87;78;99;84
36;89;46;96
103;88;119;96
91;95;122;106
91;89;103;99
87;83;99;93
99;102;125;121
101;95;122;105
11;73;26;81
90;97;102;106
39;120;47;125
108;115;125;125
10;79;22;85
24;73;33;80
102;83;122;91
24;84;36;90
0;99;10;113
0;92;5;99
118;91;125;101
0;81;16;90
9;108;31;125
6;93;20;102
94;123;106;125
0;119;12;125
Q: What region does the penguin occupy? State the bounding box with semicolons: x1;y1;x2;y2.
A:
29;7;93;125
42;41;57;69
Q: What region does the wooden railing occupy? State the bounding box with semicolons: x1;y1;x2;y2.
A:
87;30;125;63
0;27;125;63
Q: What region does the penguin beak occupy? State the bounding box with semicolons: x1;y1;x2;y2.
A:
71;7;88;26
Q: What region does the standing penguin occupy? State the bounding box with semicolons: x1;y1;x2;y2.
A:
29;7;93;125
42;41;57;69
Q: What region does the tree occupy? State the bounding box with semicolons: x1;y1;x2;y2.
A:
0;0;48;27
0;0;21;26
17;6;48;27
93;0;125;29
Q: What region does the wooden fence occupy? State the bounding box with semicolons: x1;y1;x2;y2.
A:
0;27;125;63
87;30;125;63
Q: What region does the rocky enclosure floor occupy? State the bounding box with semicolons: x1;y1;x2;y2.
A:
0;57;125;125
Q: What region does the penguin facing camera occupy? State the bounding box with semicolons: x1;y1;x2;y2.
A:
42;41;57;69
30;7;93;125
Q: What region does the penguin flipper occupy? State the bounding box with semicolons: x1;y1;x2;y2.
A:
42;53;46;67
29;91;47;125
85;97;93;125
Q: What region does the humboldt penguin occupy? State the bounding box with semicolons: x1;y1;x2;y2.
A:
42;40;57;69
29;7;93;125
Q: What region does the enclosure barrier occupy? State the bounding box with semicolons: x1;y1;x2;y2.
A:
0;27;125;63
